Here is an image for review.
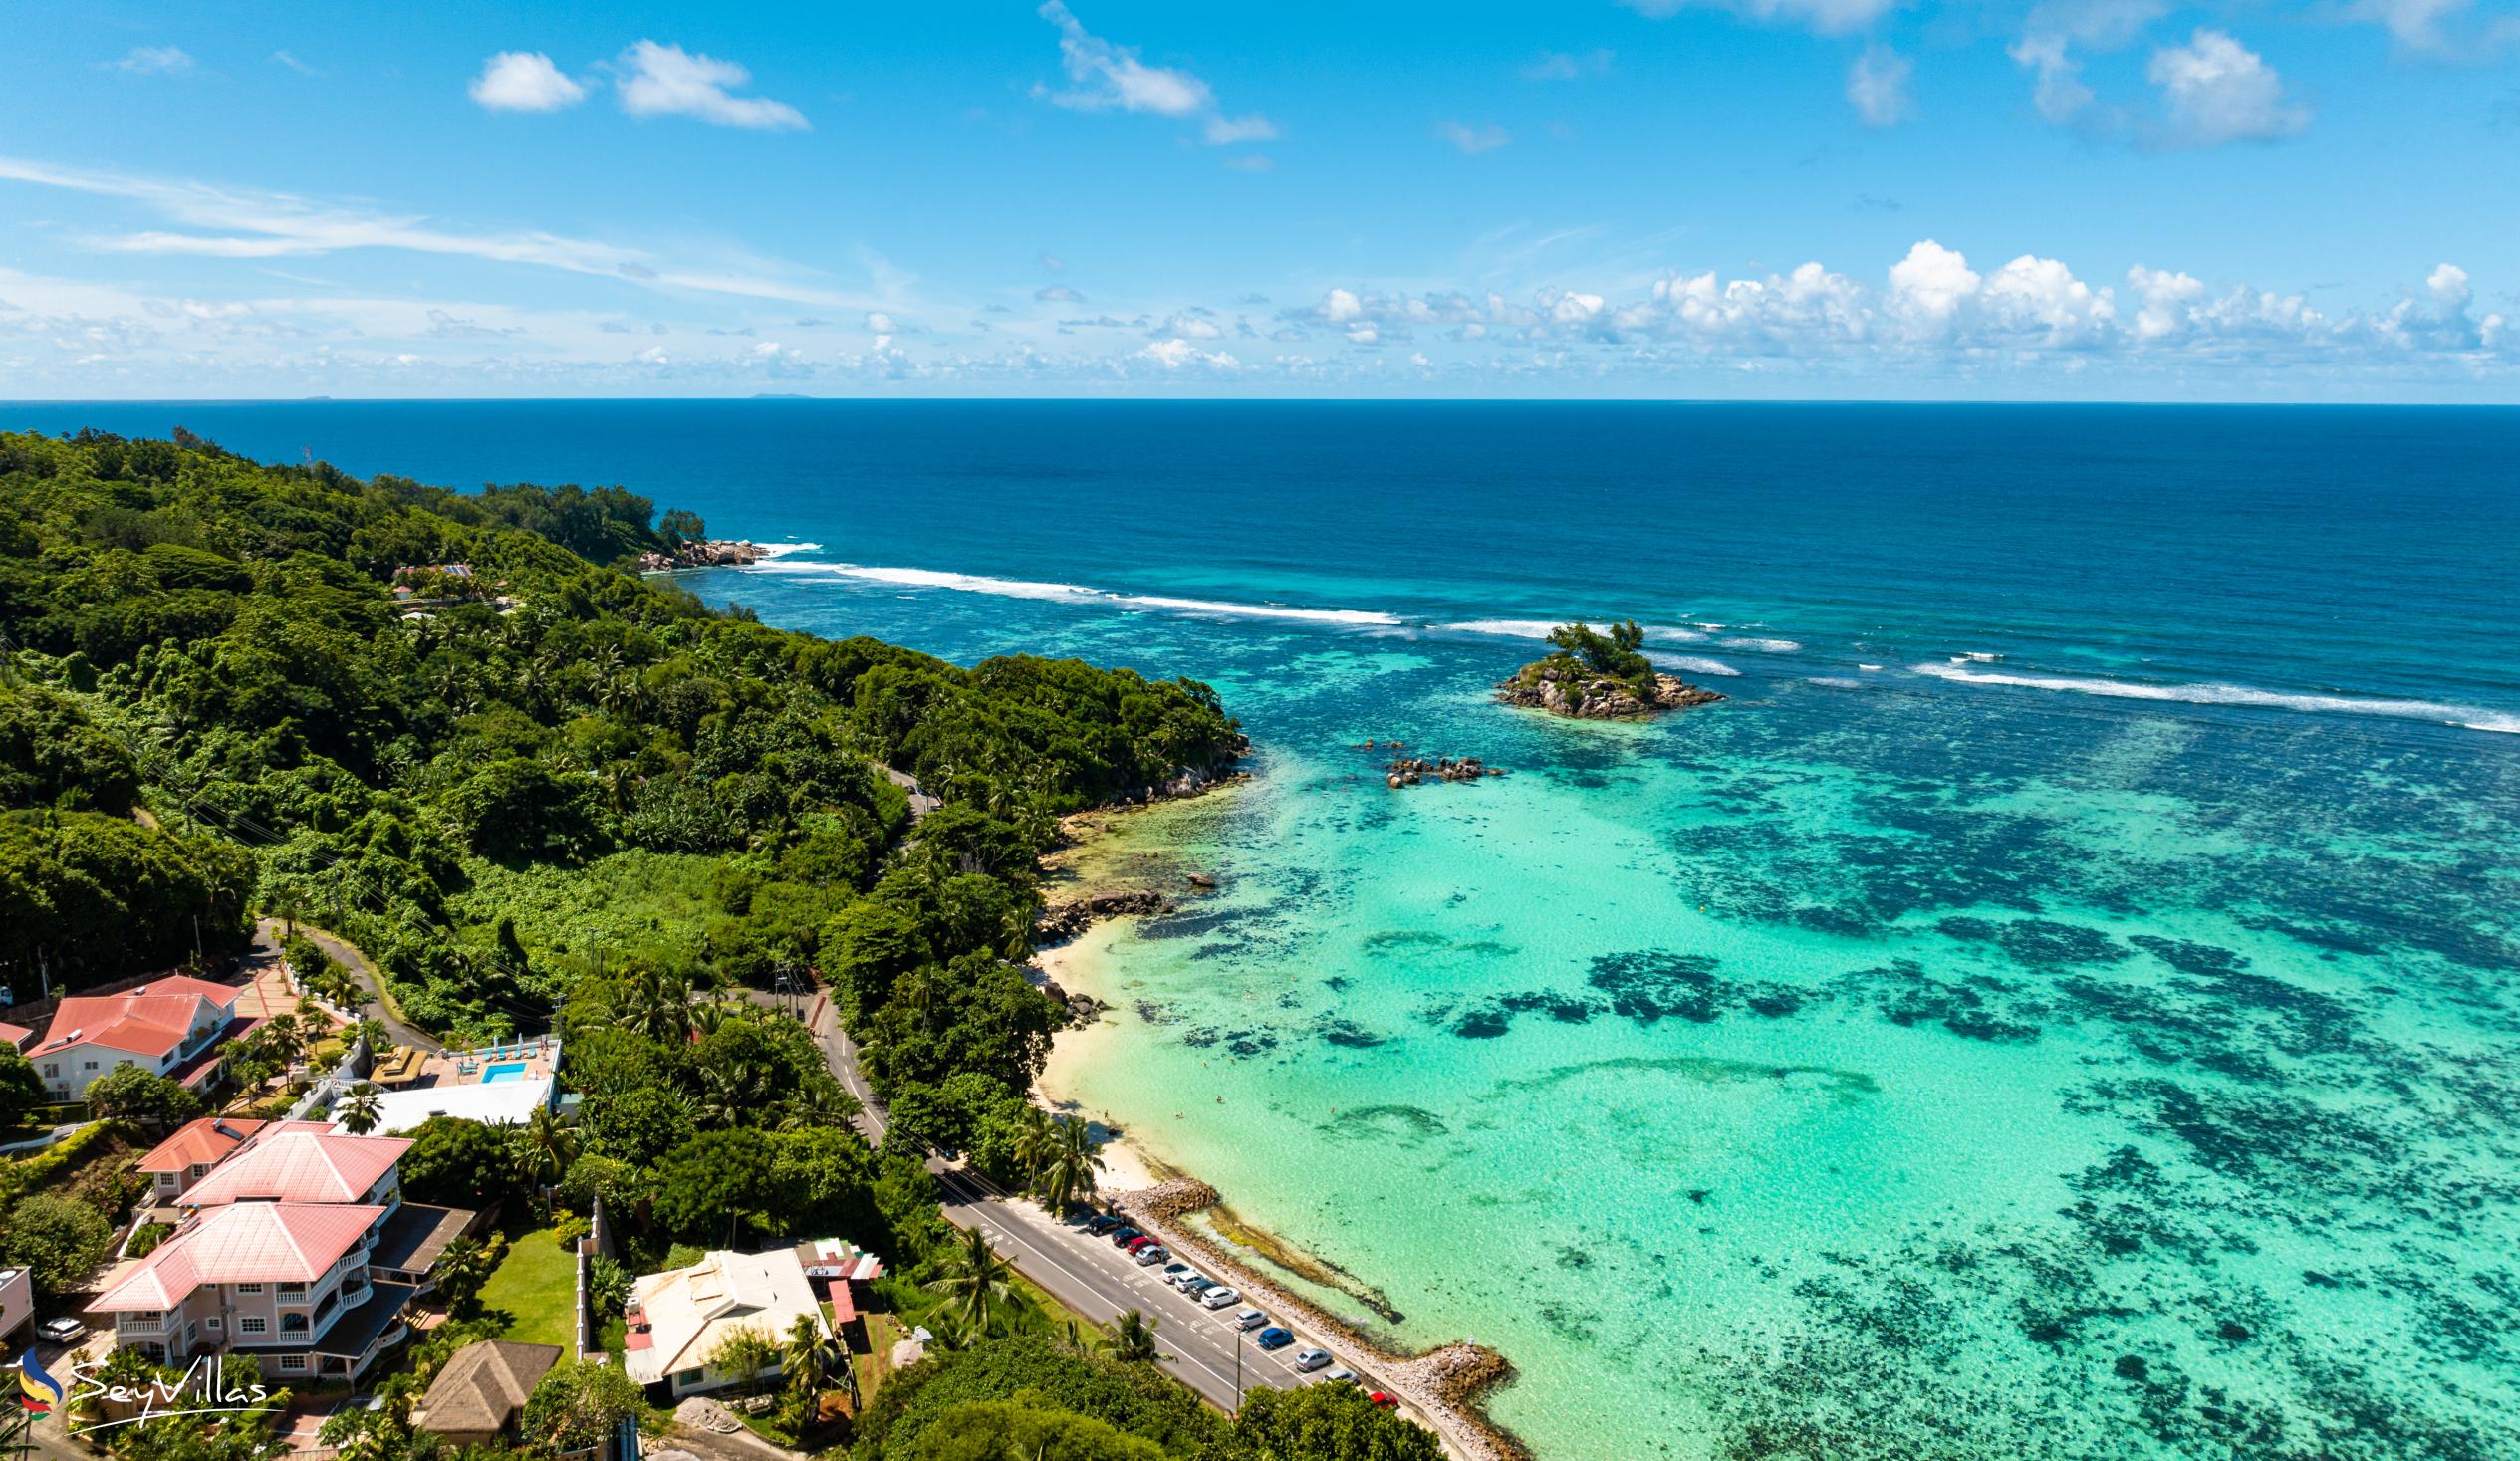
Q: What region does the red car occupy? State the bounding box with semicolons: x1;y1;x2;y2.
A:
1366;1392;1398;1411
1125;1235;1156;1253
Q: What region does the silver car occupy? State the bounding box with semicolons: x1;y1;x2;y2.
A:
1293;1347;1332;1371
1233;1308;1268;1331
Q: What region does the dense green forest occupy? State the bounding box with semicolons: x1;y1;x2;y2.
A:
0;427;1449;1461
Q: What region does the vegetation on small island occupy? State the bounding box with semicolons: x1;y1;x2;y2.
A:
1495;618;1724;719
0;427;1443;1461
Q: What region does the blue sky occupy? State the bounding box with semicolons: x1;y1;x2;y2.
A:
2;0;2515;399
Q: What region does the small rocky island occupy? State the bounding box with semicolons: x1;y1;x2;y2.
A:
1495;619;1726;719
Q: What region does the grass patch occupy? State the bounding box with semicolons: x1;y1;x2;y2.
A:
475;1227;580;1350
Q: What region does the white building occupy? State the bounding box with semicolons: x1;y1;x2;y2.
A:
334;1074;556;1135
622;1247;831;1398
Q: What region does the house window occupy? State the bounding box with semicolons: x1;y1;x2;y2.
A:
207;1318;222;1331
239;1317;267;1335
281;1314;309;1334
42;1064;57;1077
278;1357;307;1373
237;1283;264;1294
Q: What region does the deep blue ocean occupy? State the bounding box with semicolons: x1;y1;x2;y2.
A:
10;400;2520;1460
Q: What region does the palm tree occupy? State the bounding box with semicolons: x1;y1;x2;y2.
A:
780;1313;844;1401
1044;1116;1106;1214
518;1103;577;1193
776;1082;862;1132
693;1064;753;1130
1012;1105;1057;1198
339;1084;384;1135
935;1226;1017;1338
615;966;692;1043
1108;1309;1160;1363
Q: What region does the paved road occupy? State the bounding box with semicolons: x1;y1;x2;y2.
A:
935;1166;1366;1415
258;918;441;1054
760;983;1369;1415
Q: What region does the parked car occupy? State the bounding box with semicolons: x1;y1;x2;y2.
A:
1172;1271;1209;1291
1109;1226;1142;1246
1325;1367;1359;1384
1086;1216;1122;1234
1124;1235;1155;1253
1293;1348;1332;1371
1200;1287;1242;1310
36;1317;84;1345
1134;1245;1170;1265
1181;1277;1217;1296
1367;1391;1399;1410
1159;1261;1191;1281
1232;1307;1268;1330
1255;1327;1294;1351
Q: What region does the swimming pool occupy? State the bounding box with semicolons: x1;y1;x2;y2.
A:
479;1061;530;1083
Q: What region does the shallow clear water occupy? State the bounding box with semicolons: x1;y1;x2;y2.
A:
11;401;2517;1459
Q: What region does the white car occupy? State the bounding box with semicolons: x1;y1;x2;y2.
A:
1200;1287;1241;1310
36;1318;85;1345
1171;1271;1209;1291
1233;1308;1268;1331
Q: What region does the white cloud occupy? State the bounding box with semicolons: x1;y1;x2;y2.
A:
1523;49;1616;81
1036;2;1272;145
1035;284;1084;303
1847;48;1914;127
1889;240;1982;324
865;311;896;333
2127;265;2205;339
1982;254;2116;343
2426;262;2470;308
616;40;807;130
1619;0;1900;38
1141;337;1240;370
2008;35;2096;123
1438;121;1512;154
2349;0;2472;52
2147;30;2308;147
110;46;195;76
469;52;588;113
0;153;873;309
271;50;319;77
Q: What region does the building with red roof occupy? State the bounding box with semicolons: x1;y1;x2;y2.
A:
25;976;251;1100
91;1201;414;1383
0;1019;33;1053
136;1117;271;1202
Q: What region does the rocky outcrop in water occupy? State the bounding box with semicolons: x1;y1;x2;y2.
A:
635;539;767;572
1495;665;1724;719
1386;755;1506;788
1034;888;1173;943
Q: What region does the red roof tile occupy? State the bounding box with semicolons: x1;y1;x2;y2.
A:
137;1118;270;1174
185;1130;411;1207
95;1203;383;1311
32;982;240;1062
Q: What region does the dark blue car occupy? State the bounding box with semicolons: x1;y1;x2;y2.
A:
1085;1216;1122;1234
1255;1327;1294;1351
1109;1226;1141;1246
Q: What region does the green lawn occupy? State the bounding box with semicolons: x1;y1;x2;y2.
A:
476;1227;580;1350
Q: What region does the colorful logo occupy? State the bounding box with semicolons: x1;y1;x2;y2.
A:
17;1347;66;1414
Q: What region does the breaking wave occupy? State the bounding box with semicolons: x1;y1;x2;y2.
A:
1912;662;2520;735
754;558;1404;626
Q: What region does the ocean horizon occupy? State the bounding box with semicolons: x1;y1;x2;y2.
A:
9;399;2518;1459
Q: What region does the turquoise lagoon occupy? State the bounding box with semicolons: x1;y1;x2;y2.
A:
13;401;2517;1459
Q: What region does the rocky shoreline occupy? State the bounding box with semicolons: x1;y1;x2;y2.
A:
1116;1178;1533;1461
633;538;769;572
1495;665;1725;719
